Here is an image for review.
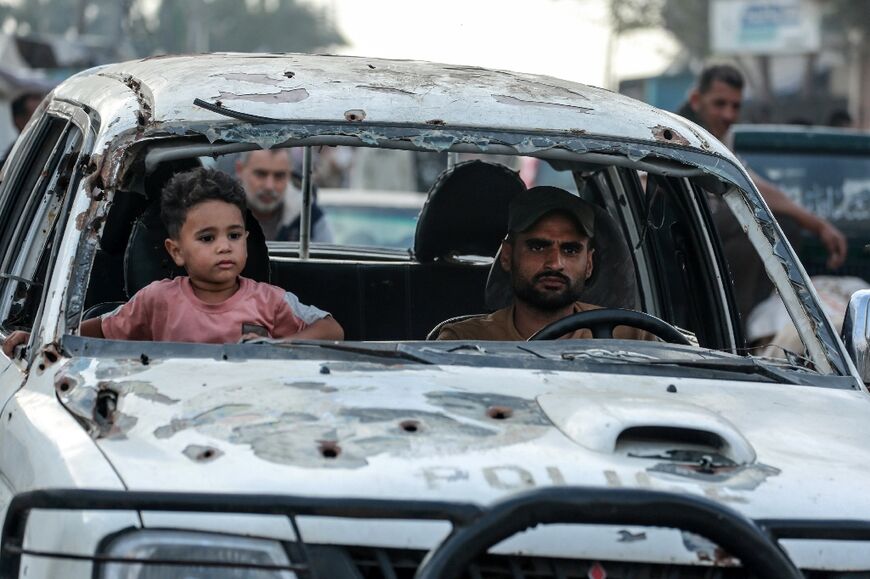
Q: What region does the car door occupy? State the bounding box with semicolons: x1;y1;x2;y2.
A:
0;108;85;411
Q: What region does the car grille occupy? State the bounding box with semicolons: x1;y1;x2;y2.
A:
344;546;750;579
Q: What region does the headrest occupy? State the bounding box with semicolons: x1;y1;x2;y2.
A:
414;160;526;262
124;202;271;298
485;203;639;310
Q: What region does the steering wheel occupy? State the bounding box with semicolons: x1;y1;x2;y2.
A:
528;308;691;345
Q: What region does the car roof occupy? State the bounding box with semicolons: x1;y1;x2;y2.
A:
53;53;729;156
732;124;870;154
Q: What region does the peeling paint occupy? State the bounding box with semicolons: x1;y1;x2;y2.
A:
357;85;416;96
681;532;739;566
617;530;647;543
215;89;309;104
284;381;337;393
114;381;179;405
651;125;690;146
95;358;159;380
216;72;281;85
646;462;781;490
493;94;592;113
145;389;551;470
425;391;550;426
153;404;260;439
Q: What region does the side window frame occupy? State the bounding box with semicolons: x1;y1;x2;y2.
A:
0;122;80;326
0;102;93;361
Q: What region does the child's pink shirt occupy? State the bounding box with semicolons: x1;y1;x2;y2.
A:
101;276;329;343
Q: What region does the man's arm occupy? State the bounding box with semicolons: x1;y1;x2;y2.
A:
749;168;847;269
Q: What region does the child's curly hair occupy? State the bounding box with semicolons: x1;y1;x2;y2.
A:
161;167;247;238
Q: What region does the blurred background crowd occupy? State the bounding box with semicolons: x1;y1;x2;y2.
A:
1;0;867;144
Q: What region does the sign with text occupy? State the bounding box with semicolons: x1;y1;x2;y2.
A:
711;0;822;55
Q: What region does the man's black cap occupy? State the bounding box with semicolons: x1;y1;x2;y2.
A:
508;185;595;238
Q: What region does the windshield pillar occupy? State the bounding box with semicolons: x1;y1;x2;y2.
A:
722;185;843;375
300;146;313;260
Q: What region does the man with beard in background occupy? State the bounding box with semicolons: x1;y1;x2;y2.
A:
236;149;333;242
677;64;846;322
436;186;652;341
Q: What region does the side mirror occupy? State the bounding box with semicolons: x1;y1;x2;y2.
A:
843;289;870;382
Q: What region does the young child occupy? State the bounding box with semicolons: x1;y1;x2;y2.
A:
2;167;342;356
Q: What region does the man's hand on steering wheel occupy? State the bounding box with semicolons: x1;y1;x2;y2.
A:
529;308;690;344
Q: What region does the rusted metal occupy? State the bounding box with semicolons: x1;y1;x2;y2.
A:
651;124;690;146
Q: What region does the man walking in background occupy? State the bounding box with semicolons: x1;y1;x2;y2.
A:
235;149;333;242
677;64;847;320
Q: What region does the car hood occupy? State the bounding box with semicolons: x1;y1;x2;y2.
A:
57;354;870;569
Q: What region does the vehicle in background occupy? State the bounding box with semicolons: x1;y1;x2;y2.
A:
732;124;870;278
318;189;424;251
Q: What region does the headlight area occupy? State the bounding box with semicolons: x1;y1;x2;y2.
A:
97;529;312;579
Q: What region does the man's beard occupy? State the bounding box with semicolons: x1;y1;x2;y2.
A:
247;188;284;214
512;270;585;311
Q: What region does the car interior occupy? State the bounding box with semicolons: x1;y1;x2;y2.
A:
78;143;746;352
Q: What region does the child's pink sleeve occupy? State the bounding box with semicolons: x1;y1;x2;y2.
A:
100;286;156;341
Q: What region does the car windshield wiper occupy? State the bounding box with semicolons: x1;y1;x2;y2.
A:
258;339;434;365
639;357;804;384
193;98;284;124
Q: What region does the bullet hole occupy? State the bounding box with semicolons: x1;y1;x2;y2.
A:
663;129;673;140
487;406;513;420
320;365;331;375
667;384;678;393
367;64;376;69
44;349;59;364
215;100;223;108
318;441;341;459
222;354;228;361
400;420;420;433
284;71;295;78
344;109;366;122
57;380;72;393
183;445;223;463
140;353;150;366
426;119;446;126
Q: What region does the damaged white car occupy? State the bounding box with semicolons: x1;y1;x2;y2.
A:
0;53;869;579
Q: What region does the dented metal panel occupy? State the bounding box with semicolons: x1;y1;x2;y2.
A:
45;355;870;568
52;54;732;156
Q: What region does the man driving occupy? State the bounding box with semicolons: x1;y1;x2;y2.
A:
436;186;652;341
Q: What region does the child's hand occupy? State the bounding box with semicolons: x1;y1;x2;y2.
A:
290;317;344;341
2;331;30;359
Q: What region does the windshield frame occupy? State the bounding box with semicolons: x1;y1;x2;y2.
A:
60;120;860;382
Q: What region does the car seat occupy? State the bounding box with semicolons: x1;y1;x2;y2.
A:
414;160;526;262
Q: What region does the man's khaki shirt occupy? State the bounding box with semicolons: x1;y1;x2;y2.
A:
436;302;655;341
